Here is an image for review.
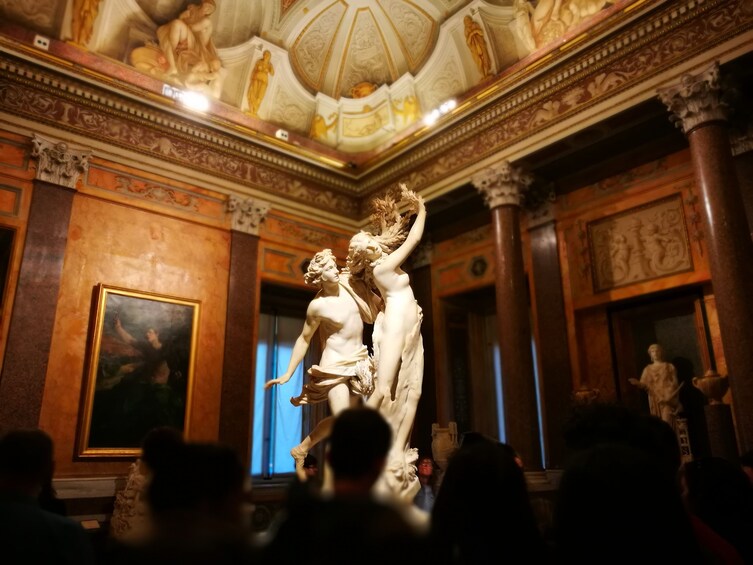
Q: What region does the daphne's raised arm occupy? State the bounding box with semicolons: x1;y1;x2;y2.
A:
381;186;425;270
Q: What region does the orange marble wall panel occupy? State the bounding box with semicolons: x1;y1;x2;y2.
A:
0;181;22;218
434;225;491;260
433;252;495;298
38;194;230;477
0;131;33;180
557;155;709;309
83;159;228;228
260;210;353;260
260;245;304;287
575;306;616;401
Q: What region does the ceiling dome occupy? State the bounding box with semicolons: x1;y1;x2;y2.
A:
285;0;444;99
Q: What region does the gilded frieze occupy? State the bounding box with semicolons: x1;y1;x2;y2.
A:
370;0;753;193
0;66;359;217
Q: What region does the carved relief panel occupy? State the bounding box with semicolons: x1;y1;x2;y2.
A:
587;195;693;292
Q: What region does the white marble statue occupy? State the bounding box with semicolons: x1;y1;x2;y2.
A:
347;184;427;502
629;343;684;430
264;249;380;480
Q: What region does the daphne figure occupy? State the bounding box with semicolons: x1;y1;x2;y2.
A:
346;185;426;498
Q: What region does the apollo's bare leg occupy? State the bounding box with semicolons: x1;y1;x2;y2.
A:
291;382;352;480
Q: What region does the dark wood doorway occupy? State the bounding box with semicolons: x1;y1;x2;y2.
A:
609;286;713;457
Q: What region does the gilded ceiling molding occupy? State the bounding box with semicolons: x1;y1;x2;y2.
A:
30;133;90;189
227;195;270;236
0;56;359;216
658;62;734;134
362;0;753;194
472;160;532;209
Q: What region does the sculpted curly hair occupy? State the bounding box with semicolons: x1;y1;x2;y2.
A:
304;248;337;287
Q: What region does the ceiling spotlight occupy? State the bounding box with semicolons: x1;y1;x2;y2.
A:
162;84;210;112
423;98;456;127
179;91;210;112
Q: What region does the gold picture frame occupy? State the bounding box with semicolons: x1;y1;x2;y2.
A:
77;284;200;458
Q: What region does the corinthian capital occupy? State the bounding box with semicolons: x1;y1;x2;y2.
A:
31;134;90;189
227;196;270;235
471;160;532;209
658;62;734;134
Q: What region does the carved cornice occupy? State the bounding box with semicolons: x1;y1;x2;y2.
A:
0;0;751;215
30;133;90;188
472;161;532;209
0;55;359;217
658;62;734;134
227;196;271;236
361;0;753;194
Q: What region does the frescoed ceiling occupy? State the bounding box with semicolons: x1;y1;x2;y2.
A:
1;0;751;220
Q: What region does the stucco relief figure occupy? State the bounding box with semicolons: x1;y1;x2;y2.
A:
513;0;537;53
629;344;684;431
71;0;101;46
264;249;380;480
310;112;338;140
247;50;274;116
523;0;614;48
641;222;686;274
463;16;492;78
391;95;421;127
347;184;427;501
350;81;378;99
130;0;223;98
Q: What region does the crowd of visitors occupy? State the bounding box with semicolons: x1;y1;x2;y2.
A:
2;402;752;564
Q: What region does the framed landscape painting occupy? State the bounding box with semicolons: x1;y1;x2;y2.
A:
77;284;200;458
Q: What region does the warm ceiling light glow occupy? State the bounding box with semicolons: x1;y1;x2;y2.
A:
179;91;210;112
162;84;210;112
423;98;456;127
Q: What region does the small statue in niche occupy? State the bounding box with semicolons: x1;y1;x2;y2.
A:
247;50;274;116
71;0;101;46
464;15;492;78
629;343;684;431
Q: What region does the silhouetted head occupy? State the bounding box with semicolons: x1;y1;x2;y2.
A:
0;429;55;496
327;407;391;482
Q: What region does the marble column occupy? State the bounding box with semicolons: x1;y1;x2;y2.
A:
0;134;90;432
220;196;269;466
527;199;572;470
472;161;542;470
659;62;753;452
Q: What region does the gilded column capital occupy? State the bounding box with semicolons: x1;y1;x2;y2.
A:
31;134;90;189
472;160;532;209
227;196;270;236
658;62;734;134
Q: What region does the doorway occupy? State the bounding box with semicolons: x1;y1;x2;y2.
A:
609;286;712;457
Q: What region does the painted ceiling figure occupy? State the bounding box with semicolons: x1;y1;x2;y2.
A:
130;0;224;97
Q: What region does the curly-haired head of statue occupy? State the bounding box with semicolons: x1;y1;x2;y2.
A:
304;249;337;287
346;232;384;275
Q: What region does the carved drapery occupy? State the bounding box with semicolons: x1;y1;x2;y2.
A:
31;134;90;189
227;196;270;235
658;62;734;134
472;160;532;208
